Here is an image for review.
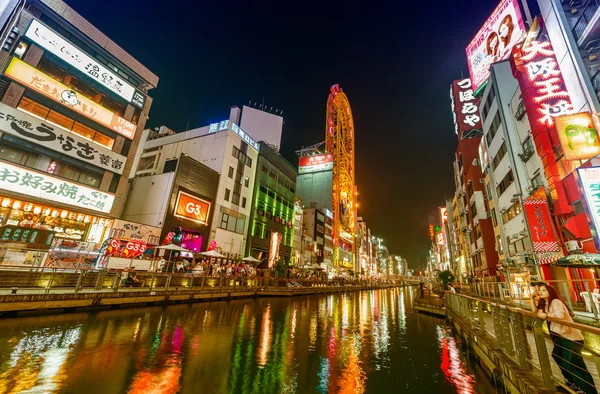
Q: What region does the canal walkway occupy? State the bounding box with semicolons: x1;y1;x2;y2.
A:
0;268;414;316
446;293;600;394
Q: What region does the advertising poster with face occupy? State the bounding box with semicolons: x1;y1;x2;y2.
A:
466;0;526;92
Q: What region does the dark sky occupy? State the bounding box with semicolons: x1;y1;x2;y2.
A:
72;0;538;267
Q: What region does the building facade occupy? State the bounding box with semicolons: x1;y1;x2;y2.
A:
130;107;258;259
0;0;157;266
246;141;297;266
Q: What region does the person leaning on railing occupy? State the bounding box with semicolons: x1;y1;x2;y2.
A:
531;283;597;394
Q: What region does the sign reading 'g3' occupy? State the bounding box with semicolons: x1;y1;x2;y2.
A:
174;191;211;225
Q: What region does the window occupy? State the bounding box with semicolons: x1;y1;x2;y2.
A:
501;201;522;223
470;201;478;218
228;167;234;178
242;197;247;208
481;88;495;121
261;165;268;174
232;146;252;168
491;142;507;170
496;170;514;197
485;112;502;145
491;208;498;227
109;174;120;193
224;188;230;201
232;192;240;206
244;176;249;187
18;97;115;149
520;137;535;162
531;172;543;189
218;212;246;234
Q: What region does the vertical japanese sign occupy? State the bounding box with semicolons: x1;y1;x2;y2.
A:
4;58;137;139
466;0;526;92
578;167;600;244
523;198;560;252
511;36;573;128
450;79;482;139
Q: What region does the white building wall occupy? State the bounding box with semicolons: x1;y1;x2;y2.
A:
121;172;175;227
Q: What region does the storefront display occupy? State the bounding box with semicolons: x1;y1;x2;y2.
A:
0;195;110;241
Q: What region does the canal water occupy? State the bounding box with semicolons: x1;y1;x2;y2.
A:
0;288;497;393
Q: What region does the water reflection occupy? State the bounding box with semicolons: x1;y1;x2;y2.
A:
0;288;495;393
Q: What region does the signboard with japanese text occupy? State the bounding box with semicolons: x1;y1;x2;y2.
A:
208;120;260;151
523;198;560;252
450;79;483;139
298;153;334;174
25;20;145;109
0;161;114;213
466;0;526;92
0;103;126;174
4;58;137;139
109;219;161;245
555;112;600;161
439;207;448;223
578;167;600;244
174;190;211;225
511;36;573;128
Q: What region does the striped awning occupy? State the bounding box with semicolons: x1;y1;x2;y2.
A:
537;251;563;265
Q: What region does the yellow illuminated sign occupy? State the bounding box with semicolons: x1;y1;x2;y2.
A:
555;112;600;161
5;57;136;139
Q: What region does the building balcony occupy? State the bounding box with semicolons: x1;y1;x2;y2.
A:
572;0;600;44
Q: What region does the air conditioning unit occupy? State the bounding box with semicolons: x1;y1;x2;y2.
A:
479;178;486;184
566;240;583;253
472;158;479;166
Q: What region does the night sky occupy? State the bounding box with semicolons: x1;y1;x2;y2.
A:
72;0;539;267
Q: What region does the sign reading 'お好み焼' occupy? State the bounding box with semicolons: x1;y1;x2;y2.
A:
25;20;146;109
0;103;126;174
0;161;114;213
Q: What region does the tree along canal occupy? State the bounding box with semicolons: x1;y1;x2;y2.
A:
0;287;498;393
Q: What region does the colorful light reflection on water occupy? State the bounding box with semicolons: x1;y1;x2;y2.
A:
0;288;495;393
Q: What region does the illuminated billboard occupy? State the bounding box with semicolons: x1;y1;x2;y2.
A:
298;153;334;174
173;191;211;225
5;58;137;139
25;20;145;109
450;79;482;139
555;112;600;161
466;0;526;92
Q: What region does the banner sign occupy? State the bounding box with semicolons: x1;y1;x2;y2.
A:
120;239;147;258
466;0;526;92
298;153;334;174
523;198;560;252
450;79;482;139
174;190;211;225
109;219;161;245
555;112;600;161
0;103;126;174
0;161;114;213
578;167;600;242
5;57;137;139
25;20;145;109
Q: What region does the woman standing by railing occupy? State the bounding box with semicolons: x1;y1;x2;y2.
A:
532;284;597;394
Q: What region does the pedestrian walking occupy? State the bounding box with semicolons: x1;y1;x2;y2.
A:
533;284;597;394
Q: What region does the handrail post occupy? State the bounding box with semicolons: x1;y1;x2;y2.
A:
498;283;505;302
510;311;530;370
477;301;486;336
45;268;57;294
561;281;573;312
583;280;599;320
165;274;171;290
74;269;85;293
532;318;555;391
95;269;106;291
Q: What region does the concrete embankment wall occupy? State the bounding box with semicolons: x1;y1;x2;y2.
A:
446;308;550;394
0;285;395;317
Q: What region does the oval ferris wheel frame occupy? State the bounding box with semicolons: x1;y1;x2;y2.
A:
325;84;356;268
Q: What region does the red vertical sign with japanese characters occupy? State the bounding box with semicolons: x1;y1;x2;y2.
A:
523;198;560;253
450;79;483;139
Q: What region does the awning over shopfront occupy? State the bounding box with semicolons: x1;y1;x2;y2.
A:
554;253;600;267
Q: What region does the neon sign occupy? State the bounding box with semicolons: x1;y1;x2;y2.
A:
517;40;573;126
208;120;260;151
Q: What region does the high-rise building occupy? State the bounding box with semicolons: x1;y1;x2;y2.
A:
0;0;157;266
246;141;297;266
